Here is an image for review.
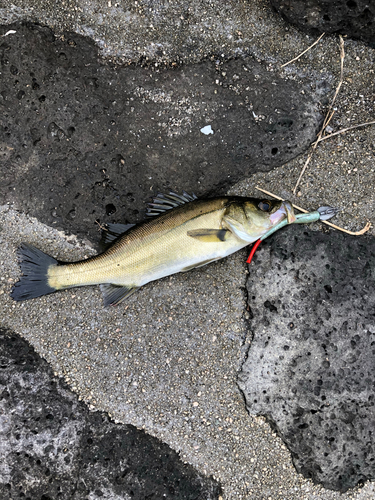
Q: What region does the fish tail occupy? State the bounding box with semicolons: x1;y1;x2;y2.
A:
11;243;59;301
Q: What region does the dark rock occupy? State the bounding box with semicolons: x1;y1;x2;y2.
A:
271;0;375;46
238;226;375;491
0;328;221;500
0;22;323;239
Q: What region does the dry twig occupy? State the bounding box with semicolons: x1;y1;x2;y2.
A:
281;33;325;68
256;186;371;236
314;120;375;144
293;35;345;195
95;220;108;232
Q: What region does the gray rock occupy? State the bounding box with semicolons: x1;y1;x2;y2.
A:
271;0;375;46
238;226;375;492
0;23;323;239
0;328;222;500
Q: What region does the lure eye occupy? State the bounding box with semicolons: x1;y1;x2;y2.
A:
258;200;272;212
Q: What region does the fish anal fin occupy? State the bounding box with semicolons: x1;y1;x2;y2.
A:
100;283;139;306
187;228;229;242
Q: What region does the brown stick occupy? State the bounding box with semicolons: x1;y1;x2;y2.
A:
314;120;375;144
293;36;345;195
281;33;325;68
255;186;371;236
95;220;108;232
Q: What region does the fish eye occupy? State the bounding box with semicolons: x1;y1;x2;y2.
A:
258;200;272;212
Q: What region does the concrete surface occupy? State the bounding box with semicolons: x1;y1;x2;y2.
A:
239;226;375;492
0;23;323;240
271;0;375;45
0;0;375;498
0;328;221;499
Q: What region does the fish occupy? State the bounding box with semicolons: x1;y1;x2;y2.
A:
11;192;296;306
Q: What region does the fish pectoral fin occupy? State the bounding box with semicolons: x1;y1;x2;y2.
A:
186;228;230;242
100;283;139;307
101;223;136;245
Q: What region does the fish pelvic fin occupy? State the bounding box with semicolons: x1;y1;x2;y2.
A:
11;243;59;301
100;283;139;307
186;228;230;242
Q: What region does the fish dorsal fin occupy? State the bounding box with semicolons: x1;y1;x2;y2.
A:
102;223;136;245
146;191;198;217
100;283;139;306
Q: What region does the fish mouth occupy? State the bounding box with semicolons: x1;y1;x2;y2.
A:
270;201;296;225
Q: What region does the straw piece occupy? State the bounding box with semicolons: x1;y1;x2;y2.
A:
315;120;375;144
293;35;345;194
255;186;371;236
95;220;108;232
319;220;371;235
281;33;325;68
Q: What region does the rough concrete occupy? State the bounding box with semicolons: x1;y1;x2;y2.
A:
0;328;221;500
238;226;375;492
0;0;352;66
271;0;375;46
0;203;374;499
1;205;255;498
0;0;375;499
0;23;322;240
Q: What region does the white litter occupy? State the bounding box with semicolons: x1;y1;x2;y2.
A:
200;125;214;135
2;30;17;37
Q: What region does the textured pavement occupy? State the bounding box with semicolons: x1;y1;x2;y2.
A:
1;0;375;498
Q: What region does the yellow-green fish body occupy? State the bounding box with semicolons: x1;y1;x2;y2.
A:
12;193;296;306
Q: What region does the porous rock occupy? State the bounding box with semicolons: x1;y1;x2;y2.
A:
0;22;323;239
0;328;221;500
238;226;375;491
271;0;375;46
